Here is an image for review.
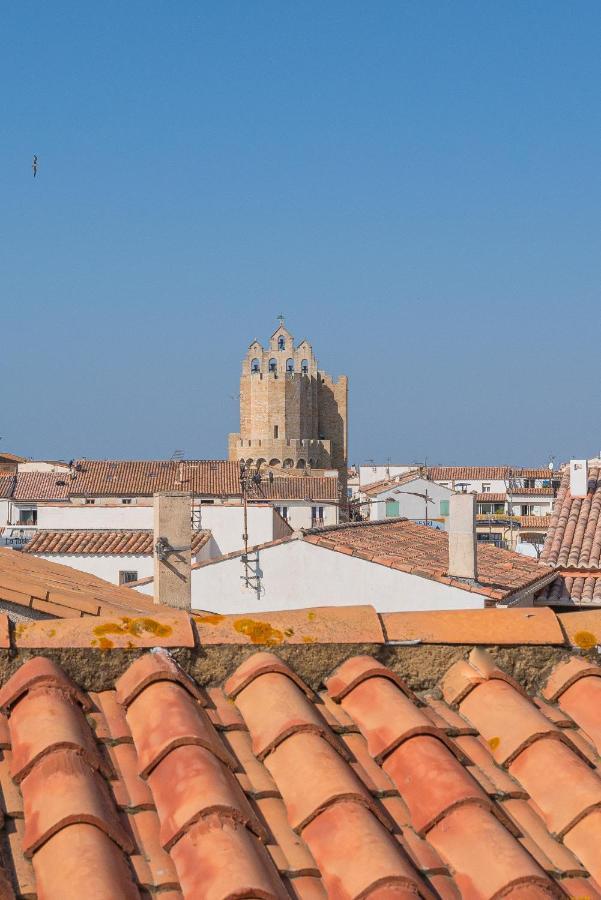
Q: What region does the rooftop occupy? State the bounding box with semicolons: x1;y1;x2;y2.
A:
426;466;555;481
0;547;158;619
23;530;211;557
0;605;598;897
68;459;242;497
538;464;601;607
11;472;70;502
301;519;554;603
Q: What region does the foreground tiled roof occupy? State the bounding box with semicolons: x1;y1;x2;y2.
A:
538;465;601;607
251;476;339;501
303;520;553;602
68;460;242;497
0;605;599;897
23;529;211;557
11;472;70;501
360;471;421;497
0;547;156;617
427;466;553;481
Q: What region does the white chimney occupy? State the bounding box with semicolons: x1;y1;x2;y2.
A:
153;491;192;609
448;492;477;580
569;460;588;498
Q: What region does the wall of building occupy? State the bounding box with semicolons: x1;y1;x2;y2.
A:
271;500;338;530
154;539;487;613
37;505;154;529
368;478;453;524
30;553;154;586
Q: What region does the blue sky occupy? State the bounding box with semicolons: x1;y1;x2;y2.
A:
2;1;600;467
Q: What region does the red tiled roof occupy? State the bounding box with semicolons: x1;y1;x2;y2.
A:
250;475;339;501
476;493;506;503
302;520;552;602
11;472;70;501
520;515;552;529
0;620;599;896
0;547;157;617
427;466;554;481
23;529;211;556
68;459;242;497
537;466;601;607
0;476;15;500
361;470;422;497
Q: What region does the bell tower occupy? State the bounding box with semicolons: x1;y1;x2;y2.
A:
228;319;348;473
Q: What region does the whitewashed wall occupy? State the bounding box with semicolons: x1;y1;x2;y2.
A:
37;504;154;529
359;466;414;488
271;500;338;530
369;478;453;523
30;553;153;585
162;539;487;613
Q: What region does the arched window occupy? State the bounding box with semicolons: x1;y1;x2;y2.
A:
269;458;281;467
301;359;309;374
283;458;294;469
268;358;277;373
278;336;285;350
256;458;266;469
286;358;294;373
250;358;260;373
296;458;306;469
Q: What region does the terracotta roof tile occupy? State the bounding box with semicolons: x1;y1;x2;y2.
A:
68;459;243;497
0;612;601;894
0;546;158;617
0;475;15;499
24;528;211;556
250;475;339;501
426;466;554;481
11;472;70;501
303;520;552;601
382;607;564;645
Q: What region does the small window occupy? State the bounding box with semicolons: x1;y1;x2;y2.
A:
276;506;288;521
440;500;449;516
251;358;260;373
274;425;279;439
385;499;400;518
286;358;294;372
85;499;95;505
311;506;324;524
301;358;309;374
481;483;491;493
278;336;285;350
119;570;138;585
121;498;132;505
18;508;37;525
268;358;277;373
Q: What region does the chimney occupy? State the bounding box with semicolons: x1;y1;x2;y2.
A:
448;492;477;581
569;460;588;498
153;491;192;609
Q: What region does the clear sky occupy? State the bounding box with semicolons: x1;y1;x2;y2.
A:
2;1;600;467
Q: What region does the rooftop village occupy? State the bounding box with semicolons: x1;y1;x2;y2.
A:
1;323;601;898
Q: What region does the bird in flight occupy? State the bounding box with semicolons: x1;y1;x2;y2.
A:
32;155;38;178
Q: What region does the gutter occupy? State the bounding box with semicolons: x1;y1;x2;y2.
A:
499;568;559;608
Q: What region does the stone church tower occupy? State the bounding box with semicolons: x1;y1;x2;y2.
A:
228;320;348;473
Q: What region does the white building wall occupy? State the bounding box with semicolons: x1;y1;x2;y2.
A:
369;478;453;524
150;540;487;613
30;553;154;585
37;505;154;529
271;501;338;530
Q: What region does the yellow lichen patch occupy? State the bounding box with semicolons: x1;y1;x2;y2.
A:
233;618;284;646
15;624;26;640
97;637;114;650
47;628;56;637
194;614;225;626
488;736;500;752
92;617;173;640
302;635;316;644
284;628;294;637
573;630;597;650
307;611;316;622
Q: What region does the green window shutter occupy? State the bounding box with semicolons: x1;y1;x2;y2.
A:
440;500;449;516
385;499;400;517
